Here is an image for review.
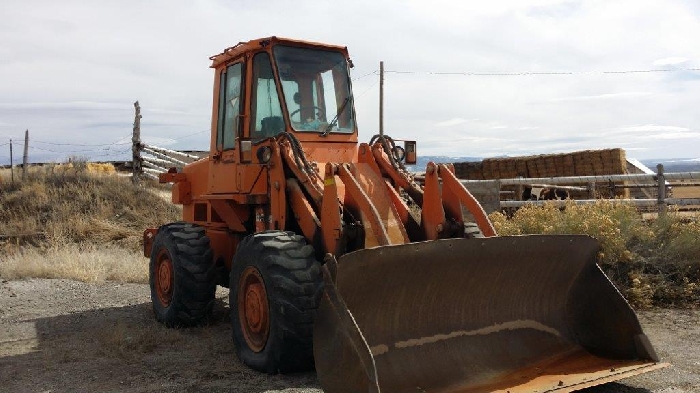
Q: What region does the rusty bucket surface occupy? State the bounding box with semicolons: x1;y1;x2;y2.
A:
313;235;666;392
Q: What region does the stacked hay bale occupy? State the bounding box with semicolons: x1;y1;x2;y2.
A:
453;148;629;198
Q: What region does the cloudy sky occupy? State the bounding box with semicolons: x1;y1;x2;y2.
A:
1;0;699;164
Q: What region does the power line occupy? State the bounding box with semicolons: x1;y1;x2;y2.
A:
356;79;380;98
15;130;202;147
33;140;130;147
170;129;209;141
30;145;107;153
89;148;132;158
352;70;378;81
31;133;133;147
385;67;700;77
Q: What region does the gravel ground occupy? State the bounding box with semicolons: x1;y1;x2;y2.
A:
0;278;697;392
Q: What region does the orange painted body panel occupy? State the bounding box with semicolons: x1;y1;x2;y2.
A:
286;178;320;243
321;164;343;255
422;162;447;240
207;228;238;272
351;163;409;245
439;163;497;237
267;143;287;231
297;141;359;164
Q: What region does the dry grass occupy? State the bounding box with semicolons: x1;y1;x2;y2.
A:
0;167;180;251
0;244;148;283
490;202;700;308
0;166;180;283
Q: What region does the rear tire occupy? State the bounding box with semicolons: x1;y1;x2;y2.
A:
149;222;216;327
230;231;323;374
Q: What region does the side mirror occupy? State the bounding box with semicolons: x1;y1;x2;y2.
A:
404;140;417;165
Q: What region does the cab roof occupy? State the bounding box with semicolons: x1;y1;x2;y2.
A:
209;36;349;68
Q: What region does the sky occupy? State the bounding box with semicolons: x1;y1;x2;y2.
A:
1;0;699;164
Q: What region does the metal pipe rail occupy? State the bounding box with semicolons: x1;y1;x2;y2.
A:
500;198;700;208
453;164;700;213
527;184;589;192
461;172;700;186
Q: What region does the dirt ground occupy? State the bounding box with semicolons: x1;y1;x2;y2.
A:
1;278;698;393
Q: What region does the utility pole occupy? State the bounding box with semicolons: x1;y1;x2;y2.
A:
9;139;14;185
132;101;142;185
22;129;28;180
379;61;384;136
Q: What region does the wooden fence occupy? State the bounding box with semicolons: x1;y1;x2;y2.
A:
130;101;204;182
458;164;700;214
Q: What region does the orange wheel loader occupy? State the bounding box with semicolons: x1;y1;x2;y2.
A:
143;37;666;392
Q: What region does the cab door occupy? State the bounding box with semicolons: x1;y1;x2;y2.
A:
209;61;244;193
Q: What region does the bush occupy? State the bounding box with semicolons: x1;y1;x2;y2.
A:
489;201;700;308
0;169;181;283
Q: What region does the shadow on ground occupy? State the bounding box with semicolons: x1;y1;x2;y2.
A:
582;383;651;393
0;298;320;392
0;283;652;393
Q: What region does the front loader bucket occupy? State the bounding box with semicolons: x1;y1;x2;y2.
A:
314;235;666;392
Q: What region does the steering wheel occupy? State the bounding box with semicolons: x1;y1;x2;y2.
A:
290;106;326;122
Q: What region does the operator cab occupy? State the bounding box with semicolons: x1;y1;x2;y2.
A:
239;43;356;140
210;37;357;156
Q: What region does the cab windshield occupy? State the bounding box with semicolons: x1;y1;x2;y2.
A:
273;45;355;134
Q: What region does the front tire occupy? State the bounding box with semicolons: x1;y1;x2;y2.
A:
230;231;323;374
149;222;216;327
464;222;485;239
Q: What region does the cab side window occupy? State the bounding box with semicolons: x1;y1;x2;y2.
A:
217;62;243;150
251;52;284;140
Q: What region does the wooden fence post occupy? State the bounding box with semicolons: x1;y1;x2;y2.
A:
516;176;523;201
656;164;666;215
588;181;596;199
9;139;14;185
132;101;142;185
22;129;28;180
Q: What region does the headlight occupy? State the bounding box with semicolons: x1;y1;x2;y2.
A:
392;146;406;162
256;146;272;163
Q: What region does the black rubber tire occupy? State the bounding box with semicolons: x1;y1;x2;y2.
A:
464;222;485;239
149;222;216;327
230;231;323;374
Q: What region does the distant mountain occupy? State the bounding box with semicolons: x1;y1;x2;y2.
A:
640;159;700;173
407;156;482;171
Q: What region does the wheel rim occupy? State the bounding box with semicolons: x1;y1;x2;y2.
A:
238;266;270;352
155;249;174;307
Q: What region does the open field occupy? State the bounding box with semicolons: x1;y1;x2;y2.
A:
672;186;700;210
1;278;699;393
672;186;700;199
